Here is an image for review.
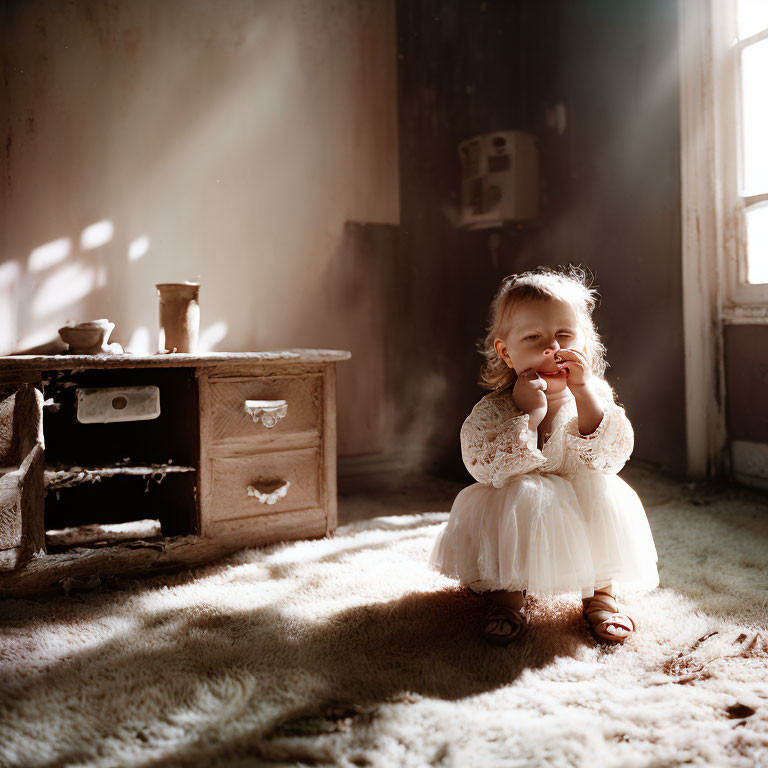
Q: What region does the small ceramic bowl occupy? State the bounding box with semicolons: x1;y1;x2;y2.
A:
58;320;115;355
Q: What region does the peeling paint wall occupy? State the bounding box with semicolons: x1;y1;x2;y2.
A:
0;0;399;457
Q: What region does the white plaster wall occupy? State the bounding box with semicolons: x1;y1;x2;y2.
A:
0;0;399;361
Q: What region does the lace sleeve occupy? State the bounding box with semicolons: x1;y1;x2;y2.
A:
460;395;546;488
564;397;634;475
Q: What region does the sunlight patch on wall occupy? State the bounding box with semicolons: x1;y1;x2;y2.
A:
17;324;62;352
0;261;21;354
80;220;114;251
126;326;152;355
0;260;20;288
28;237;71;272
32;263;96;317
129;235;150;261
198;321;228;352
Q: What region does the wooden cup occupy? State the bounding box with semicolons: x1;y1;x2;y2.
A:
156;282;200;353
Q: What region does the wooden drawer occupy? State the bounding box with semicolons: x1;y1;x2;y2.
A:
208;375;322;446
208;447;321;522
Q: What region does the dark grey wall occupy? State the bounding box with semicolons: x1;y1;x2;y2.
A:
395;0;685;480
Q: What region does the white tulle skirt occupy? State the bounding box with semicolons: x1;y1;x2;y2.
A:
429;470;659;597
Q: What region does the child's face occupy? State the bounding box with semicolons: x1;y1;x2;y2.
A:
494;297;587;395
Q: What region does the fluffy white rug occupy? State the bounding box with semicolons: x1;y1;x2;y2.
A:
1;466;767;768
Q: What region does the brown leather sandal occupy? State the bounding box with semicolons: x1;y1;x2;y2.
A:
482;605;528;646
583;590;635;644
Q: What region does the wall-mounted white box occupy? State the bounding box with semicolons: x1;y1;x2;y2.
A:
458;130;539;229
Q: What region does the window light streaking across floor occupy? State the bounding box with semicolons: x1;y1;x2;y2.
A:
80;220;114;251
28;238;71;273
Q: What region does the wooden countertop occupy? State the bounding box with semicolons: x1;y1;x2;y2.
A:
0;348;352;371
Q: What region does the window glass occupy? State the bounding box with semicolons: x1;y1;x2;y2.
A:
738;0;768;39
741;38;768;196
745;204;768;284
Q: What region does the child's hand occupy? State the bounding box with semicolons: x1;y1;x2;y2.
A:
512;369;548;428
555;349;592;390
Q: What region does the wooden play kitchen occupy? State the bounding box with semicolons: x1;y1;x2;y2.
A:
0;349;350;595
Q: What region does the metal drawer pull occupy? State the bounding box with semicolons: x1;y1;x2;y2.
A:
244;399;288;428
247;480;291;505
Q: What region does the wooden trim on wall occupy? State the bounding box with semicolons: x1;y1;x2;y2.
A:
677;0;729;478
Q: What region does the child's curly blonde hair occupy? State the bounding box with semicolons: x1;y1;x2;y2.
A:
477;265;607;391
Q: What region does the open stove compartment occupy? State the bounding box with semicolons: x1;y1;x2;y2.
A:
41;367;199;547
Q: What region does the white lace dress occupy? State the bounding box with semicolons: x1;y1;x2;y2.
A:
429;381;659;598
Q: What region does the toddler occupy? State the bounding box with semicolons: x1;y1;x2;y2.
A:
429;267;659;645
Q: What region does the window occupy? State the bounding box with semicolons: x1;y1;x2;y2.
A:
718;0;768;309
